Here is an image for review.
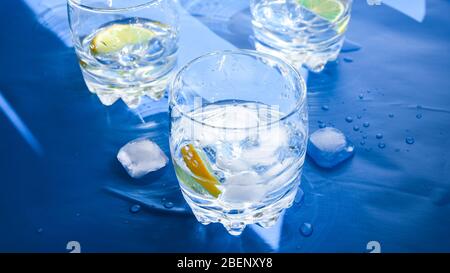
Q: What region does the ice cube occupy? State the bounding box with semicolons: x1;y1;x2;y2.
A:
307;127;354;168
240;125;289;166
117;138;168;178
221;172;267;204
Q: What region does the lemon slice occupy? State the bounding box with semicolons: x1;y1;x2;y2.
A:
178;144;221;198
298;0;345;22
90;24;155;55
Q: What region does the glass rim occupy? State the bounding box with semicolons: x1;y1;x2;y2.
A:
169;49;307;131
67;0;162;13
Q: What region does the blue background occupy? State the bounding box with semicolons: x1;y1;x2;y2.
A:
0;0;449;252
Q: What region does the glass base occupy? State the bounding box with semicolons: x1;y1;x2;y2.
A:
82;70;174;108
182;180;300;236
252;26;344;73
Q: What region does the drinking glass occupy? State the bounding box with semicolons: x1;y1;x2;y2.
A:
67;0;179;108
250;0;352;72
169;50;308;235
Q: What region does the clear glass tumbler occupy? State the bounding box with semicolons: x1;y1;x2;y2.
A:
67;0;179;108
169;50;308;235
250;0;352;72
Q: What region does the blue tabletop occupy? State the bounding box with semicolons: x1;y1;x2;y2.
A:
0;0;449;253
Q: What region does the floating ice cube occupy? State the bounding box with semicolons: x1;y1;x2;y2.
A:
240;125;289;166
221;172;267;204
117;138;168;178
307;127;354;168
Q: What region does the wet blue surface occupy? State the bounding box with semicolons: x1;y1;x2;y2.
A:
0;0;449;252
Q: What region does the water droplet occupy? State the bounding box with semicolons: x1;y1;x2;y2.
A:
345;116;353;123
130;204;141;213
37;228;43;233
405;137;415;145
163;201;174;209
388;113;394;118
299;222;313;237
363;122;370;128
294;189;304;205
318;123;326;128
378;142;386;149
358;93;364;99
363;135;368;139
343;57;353;63
357;115;362;119
353;125;359;131
360;140;366;145
321;105;329;111
416;113;422;119
376;133;383;139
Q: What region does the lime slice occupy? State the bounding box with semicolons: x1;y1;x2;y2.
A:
179;144;221;198
90;24;155;55
298;0;345;22
174;164;209;196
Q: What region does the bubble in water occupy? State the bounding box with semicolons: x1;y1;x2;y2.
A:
376;133;383;139
358;93;364;99
416;113;422;119
203;146;217;163
319;123;326;128
130;204;141;213
353;125;359;131
363;122;370;128
321;105;329;111
357;115;362;119
214;170;226;183
163;201;174;209
378;142;386;149
363;135;368;139
299;222;313;237
405;137;415;145
388;113;394;118
360;140;366;145
345;116;353;123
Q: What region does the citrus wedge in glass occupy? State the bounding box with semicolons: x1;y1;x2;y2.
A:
90;24;155;55
176;144;222;198
298;0;345;22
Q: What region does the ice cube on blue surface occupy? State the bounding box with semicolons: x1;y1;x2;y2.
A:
117;138;168;178
307;127;354;168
